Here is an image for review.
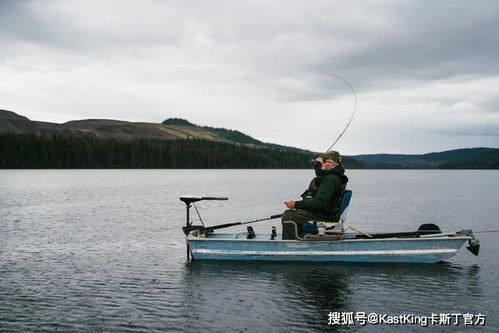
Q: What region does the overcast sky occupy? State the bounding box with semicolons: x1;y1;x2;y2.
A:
1;0;499;154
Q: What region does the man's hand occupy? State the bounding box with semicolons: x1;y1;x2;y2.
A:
284;200;296;209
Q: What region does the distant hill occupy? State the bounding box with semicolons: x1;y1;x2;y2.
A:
162;117;263;145
0;110;280;147
351;148;499;169
0;109;363;169
1;109;497;169
0;110;233;143
162;118;196;126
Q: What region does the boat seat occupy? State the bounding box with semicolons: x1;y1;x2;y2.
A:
302;190;352;234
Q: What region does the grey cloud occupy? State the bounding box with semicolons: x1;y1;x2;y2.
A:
329;2;499;84
1;0;498;153
479;98;499;113
0;0;181;54
436;125;499;137
5;1;498;84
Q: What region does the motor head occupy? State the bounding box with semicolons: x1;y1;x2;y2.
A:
467;238;480;256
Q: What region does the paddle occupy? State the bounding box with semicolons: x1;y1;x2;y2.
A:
183;214;283;235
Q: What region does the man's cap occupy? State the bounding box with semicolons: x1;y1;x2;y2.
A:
321;150;341;164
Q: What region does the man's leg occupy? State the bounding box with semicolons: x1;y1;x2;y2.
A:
281;209;323;240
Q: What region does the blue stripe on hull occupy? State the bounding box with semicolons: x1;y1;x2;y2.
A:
192;252;456;263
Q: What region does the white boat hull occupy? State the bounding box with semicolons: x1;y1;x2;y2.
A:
187;233;470;263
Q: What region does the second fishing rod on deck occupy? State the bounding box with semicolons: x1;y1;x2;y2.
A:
179;195;282;235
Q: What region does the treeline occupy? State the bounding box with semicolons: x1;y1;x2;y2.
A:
162;117;262;145
439;149;499;169
352;148;499;169
0;133;315;169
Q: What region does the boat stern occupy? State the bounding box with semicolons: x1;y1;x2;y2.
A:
458;230;480;256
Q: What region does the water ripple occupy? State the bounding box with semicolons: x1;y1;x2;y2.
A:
1;170;498;332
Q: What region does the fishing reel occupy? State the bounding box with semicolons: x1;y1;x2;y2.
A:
309;158;321;166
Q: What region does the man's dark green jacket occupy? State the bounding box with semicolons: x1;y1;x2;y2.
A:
294;164;346;220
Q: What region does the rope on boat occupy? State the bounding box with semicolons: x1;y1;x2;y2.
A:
346;225;373;238
473;230;499;234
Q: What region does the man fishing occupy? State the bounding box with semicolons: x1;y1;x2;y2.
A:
282;150;348;240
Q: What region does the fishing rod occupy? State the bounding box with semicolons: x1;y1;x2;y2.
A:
183;213;283;235
180;196;283;235
321;72;358;152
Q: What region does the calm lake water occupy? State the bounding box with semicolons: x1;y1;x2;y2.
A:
1;169;498;332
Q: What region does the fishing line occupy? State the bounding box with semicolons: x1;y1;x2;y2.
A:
321;72;357;152
473;230;499;234
192;203;205;228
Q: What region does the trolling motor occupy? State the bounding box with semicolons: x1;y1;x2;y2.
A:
180;195;283;235
180;196;228;261
180;196;283;260
180;196;229;236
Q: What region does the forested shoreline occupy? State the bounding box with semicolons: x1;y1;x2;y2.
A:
1;133;498;169
0;133;318;169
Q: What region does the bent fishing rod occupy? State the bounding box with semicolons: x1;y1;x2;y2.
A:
320;72;357;152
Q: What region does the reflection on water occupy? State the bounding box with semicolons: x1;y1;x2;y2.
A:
179;261;483;332
180;261;350;332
